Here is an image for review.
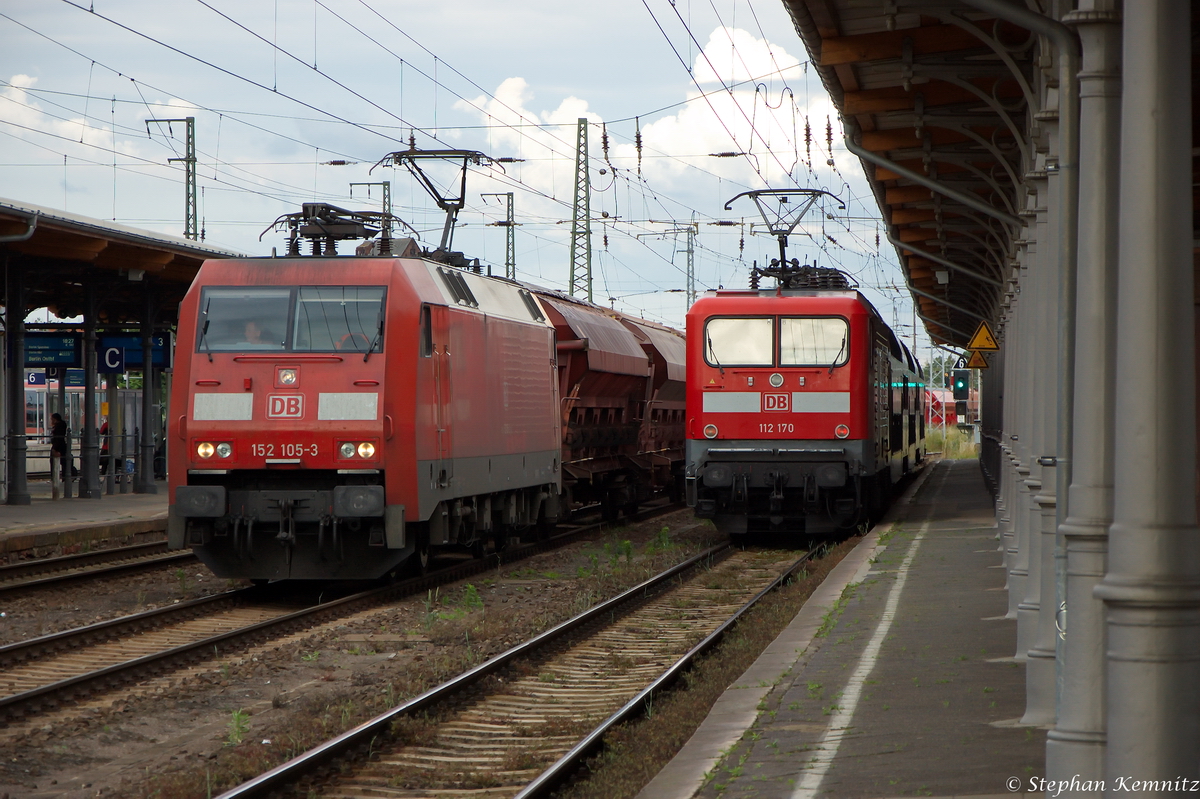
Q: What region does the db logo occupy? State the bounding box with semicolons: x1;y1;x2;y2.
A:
763;393;790;412
267;394;304;419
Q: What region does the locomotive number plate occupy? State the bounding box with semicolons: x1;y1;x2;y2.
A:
251;443;319;458
759;423;795;434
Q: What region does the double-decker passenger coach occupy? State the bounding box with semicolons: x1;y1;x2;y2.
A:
685;265;924;541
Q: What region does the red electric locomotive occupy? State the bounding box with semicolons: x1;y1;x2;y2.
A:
168;205;563;580
168;188;686;580
685;265;924;540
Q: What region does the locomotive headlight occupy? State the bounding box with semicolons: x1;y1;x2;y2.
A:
769;372;784;388
357;442;376;459
834;424;850;439
277;368;298;386
703;424;719;439
196;442;216;459
215;442;233;459
339;441;356;458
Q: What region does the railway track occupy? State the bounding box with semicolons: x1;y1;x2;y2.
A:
215;544;814;798
0;502;682;724
0;540;195;595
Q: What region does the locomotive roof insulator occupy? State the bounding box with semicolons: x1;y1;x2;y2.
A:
749;261;857;291
262;202;415;257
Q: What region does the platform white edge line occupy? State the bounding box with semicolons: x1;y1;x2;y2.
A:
788;462;950;799
632;462;945;799
788;518;930;798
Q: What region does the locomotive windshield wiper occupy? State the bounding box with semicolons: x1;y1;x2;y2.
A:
362;313;383;363
706;332;724;376
198;299;213;362
828;331;847;375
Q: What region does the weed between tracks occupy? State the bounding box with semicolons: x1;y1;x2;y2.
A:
557;535;861;799
115;516;719;798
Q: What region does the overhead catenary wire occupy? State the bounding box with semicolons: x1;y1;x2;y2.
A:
5;3;917;340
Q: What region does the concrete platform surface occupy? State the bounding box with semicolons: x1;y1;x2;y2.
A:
640;459;1043;799
0;478;168;556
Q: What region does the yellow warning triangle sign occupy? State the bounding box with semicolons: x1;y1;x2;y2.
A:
965;350;989;369
708;378;716;384
967;321;999;351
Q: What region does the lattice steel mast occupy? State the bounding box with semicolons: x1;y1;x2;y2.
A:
569;118;592;301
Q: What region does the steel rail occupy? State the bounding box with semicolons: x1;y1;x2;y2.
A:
0;502;684;721
516;548;817;798
214;540;731;799
0;541;194;594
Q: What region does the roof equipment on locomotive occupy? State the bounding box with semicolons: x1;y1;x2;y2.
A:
168;145;685;581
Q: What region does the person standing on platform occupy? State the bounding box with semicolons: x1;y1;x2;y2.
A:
50;412;67;497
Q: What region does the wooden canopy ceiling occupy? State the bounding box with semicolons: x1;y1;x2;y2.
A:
782;1;1038;347
0;199;239;329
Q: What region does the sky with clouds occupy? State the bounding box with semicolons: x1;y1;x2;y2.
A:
1;0;928;352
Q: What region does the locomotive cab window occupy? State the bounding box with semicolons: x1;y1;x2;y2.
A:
293;287;384;353
704;317;774;367
197;286;386;353
779;317;849;367
197;288;291;351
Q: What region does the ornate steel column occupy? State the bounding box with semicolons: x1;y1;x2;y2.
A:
1096;0;1200;783
4;258;29;505
1017;170;1049;661
1009;237;1034;626
1048;1;1121;788
135;285;158;494
78;275;101;499
1026;123;1062;725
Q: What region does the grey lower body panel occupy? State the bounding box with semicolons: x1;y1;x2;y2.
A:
416;449;560;521
686;439;877;537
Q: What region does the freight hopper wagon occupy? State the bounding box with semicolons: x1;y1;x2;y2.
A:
168;246;561;581
685;271;924;540
537;293;686;521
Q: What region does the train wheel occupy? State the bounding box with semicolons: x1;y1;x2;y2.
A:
410;529;431;576
535;503;555;541
666;476;683;504
469;538;486;559
601;501;619;525
622;502;640;520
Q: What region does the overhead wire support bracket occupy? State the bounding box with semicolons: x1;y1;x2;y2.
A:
643;220;699;306
372;146;493;254
146;116;198;240
482;192;517;280
349;181;393;234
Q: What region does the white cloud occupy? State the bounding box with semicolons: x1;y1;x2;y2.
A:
693;27;804;85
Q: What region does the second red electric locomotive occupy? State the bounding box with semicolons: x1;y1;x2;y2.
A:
685;266;924;539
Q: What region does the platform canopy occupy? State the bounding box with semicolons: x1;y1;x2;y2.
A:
782;2;1037;347
0;198;240;327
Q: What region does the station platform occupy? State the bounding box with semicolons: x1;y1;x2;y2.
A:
640;458;1044;799
0;478;168;561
